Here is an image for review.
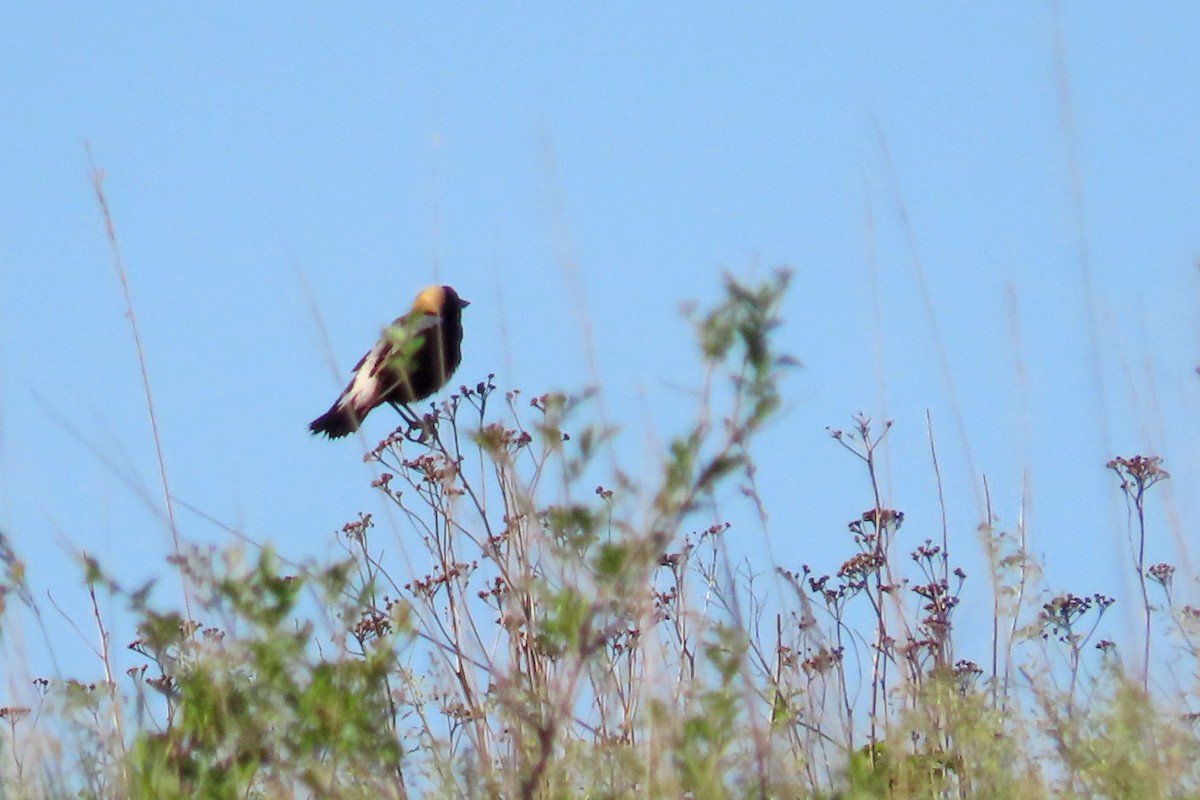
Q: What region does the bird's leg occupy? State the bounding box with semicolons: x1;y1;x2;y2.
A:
389;401;420;429
390;401;438;444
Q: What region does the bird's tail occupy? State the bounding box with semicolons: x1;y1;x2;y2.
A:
308;404;362;439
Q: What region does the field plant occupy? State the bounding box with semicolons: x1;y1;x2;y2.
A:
1;268;1199;799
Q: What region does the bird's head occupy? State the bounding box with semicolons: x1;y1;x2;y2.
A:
412;285;470;315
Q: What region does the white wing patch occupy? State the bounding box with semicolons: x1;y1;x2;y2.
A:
339;339;389;412
336;311;442;412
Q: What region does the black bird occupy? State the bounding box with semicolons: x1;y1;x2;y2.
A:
310;285;469;438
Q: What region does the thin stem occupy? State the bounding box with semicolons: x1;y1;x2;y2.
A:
86;147;192;623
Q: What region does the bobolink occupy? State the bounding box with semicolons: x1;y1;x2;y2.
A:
309;284;469;439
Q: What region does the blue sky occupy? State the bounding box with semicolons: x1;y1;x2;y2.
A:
2;6;1199;684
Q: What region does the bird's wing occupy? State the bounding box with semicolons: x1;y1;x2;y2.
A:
367;311;442;378
341;337;393;411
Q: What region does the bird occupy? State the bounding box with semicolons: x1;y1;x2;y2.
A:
309;284;469;439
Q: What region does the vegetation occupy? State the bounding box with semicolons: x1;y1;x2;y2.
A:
1;267;1197;799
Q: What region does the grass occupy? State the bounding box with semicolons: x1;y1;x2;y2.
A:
1;265;1197;798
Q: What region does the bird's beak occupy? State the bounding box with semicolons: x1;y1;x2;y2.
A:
459;298;471;308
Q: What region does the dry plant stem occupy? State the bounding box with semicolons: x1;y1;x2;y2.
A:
388;403;569;770
1135;491;1151;688
344;526;405;749
676;557;698;683
86;148;193;625
4;711;26;785
383;461;493;761
834;418;890;750
433;501;479;701
707;535;773;799
834;618;854;750
647;356;781;776
982;475;1000;705
1108;456;1169;690
872;118;981;512
925;412;951;605
516;651;593;800
924;411;954;671
701;369;788;774
1005;475;1031;709
86;576;128;788
471;431;551;719
430;485;492;751
1154;568;1199;655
